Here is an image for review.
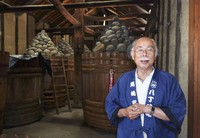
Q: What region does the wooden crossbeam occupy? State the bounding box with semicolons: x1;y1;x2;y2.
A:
0;0;154;13
49;0;80;27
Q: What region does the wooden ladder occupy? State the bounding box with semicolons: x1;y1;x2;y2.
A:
50;56;72;114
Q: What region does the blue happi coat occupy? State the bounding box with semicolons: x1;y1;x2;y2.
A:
105;68;186;138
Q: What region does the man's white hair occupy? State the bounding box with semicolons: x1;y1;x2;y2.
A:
130;37;158;60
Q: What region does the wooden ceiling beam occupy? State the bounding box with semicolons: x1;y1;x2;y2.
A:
35;11;55;25
86;24;146;29
84;13;149;22
36;28;145;36
106;7;126;15
51;16;66;27
23;0;46;5
0;0;154;13
0;1;11;7
36;27;74;34
36;25;146;34
49;0;80;27
85;8;97;16
84;26;95;35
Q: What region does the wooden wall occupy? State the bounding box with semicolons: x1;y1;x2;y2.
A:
4;13;15;54
27;15;35;49
0;14;2;51
0;13;35;54
158;0;189;137
188;0;200;137
18;13;27;54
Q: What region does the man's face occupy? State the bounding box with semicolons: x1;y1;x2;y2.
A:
132;38;156;70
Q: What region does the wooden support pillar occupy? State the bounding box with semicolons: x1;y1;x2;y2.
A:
188;0;200;137
73;0;85;107
49;0;85;107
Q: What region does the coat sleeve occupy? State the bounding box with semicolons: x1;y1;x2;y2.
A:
105;78;124;126
160;76;186;134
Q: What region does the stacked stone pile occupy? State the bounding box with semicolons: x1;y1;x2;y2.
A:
93;17;133;53
57;38;74;57
26;30;62;59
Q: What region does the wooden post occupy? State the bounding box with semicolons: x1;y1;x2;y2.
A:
188;0;200;137
49;0;84;107
73;0;85;107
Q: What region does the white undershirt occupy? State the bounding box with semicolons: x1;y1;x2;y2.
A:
135;69;154;138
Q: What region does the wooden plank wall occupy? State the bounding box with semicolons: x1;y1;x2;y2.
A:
1;13;35;54
18;13;27;54
0;14;2;51
188;0;200;137
27;15;35;49
4;13;15;54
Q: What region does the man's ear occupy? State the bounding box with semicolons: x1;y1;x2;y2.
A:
131;53;134;60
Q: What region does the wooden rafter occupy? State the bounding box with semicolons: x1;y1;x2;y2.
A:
84;26;95;35
0;0;157;36
84;13;149;22
49;0;80;27
0;0;154;13
85;8;97;15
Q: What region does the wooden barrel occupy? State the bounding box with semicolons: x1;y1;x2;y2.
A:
82;52;134;132
4;57;44;128
0;51;9;134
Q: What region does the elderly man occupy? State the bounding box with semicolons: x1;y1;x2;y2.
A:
105;37;186;138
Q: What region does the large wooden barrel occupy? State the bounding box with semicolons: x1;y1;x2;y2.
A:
4;57;44;128
0;51;9;134
82;52;134;132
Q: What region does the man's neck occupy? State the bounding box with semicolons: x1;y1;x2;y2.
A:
136;67;153;81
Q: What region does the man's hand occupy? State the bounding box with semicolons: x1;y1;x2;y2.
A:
126;104;142;120
117;103;143;120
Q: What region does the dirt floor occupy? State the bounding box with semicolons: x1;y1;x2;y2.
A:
1;108;116;138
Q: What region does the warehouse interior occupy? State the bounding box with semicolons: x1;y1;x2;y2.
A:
0;0;200;138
